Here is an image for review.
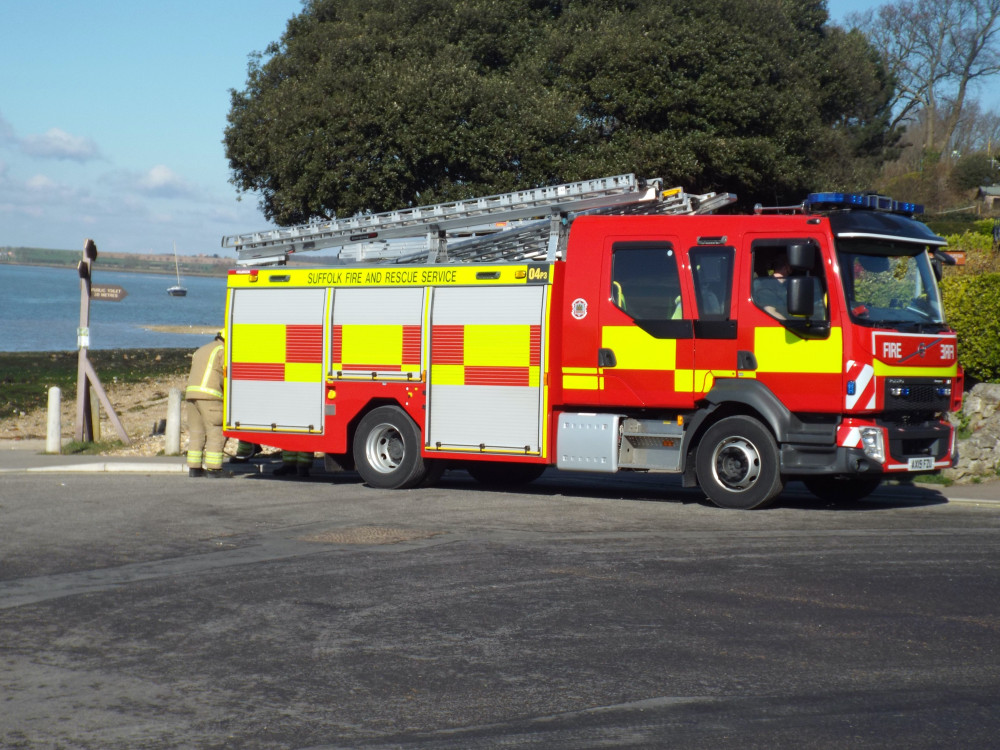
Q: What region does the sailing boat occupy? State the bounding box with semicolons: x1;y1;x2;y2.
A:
167;242;188;297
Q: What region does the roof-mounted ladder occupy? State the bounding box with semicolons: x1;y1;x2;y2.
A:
222;174;735;266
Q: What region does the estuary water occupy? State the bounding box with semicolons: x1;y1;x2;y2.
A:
0;264;228;352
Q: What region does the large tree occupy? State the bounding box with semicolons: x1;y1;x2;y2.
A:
225;0;898;224
852;0;1000;159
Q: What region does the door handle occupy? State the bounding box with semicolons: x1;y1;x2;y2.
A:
737;350;758;370
598;348;617;367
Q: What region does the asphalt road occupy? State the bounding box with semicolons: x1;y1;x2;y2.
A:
1;466;998;749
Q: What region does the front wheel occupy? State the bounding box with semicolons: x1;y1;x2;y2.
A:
695;416;784;510
802;475;881;503
353;406;432;489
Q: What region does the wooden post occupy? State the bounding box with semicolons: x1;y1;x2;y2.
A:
75;240;95;442
90;385;102;440
74;238;131;446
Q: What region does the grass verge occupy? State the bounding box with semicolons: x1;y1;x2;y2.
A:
61;439;128;455
1;349;192;418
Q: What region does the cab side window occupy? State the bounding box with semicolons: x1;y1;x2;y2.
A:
611;243;681;320
751;240;827;321
690;247;734;319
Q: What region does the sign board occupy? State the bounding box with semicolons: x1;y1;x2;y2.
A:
90;284;128;301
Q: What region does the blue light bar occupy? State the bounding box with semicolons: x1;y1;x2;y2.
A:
805;192;923;216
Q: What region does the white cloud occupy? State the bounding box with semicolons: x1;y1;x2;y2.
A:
104;164;200;200
138;164;197;198
20;127;102;161
0;202;44;219
26;174;59;191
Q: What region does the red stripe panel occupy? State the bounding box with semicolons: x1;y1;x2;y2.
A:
432;325;464;364
340;364;403;372
529;325;541;366
286;324;324;363
330;325;343;363
402;325;421;364
464;366;529;387
231;362;285;381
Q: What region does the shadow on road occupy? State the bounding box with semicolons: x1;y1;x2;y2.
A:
228;458;952;511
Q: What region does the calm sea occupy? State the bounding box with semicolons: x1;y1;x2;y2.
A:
0;265;229;352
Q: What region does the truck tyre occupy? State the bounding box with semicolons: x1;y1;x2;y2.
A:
802;475;881;503
353;406;431;489
696;415;784;510
466;462;546;487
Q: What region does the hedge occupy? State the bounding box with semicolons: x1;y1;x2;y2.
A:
940;272;1000;383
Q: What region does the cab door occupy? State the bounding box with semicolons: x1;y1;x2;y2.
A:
738;234;841;413
687;244;739;396
598;239;696;409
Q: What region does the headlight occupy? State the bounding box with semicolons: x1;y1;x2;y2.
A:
859;427;885;463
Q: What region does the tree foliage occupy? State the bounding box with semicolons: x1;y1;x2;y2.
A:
940;273;1000;382
225;0;899;224
950;152;1000;191
852;0;1000;157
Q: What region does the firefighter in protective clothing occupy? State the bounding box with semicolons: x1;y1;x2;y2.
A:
186;331;230;478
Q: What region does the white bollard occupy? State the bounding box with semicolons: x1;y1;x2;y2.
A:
165;388;182;455
46;386;62;454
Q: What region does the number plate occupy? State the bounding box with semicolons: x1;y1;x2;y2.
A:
909;456;935;471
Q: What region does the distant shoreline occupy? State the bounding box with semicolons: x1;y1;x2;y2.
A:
142;325;218;334
0;259;230;278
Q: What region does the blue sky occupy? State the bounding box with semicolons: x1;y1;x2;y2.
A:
0;0;305;256
0;1;990;257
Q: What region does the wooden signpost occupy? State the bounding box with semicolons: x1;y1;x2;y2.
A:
89;284;128;301
75;239;131;445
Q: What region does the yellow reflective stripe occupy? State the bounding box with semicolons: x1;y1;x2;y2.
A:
561;366;602;390
186;343;224;399
562;374;603;390
201;345;224;393
753;326;842;374
204;451;225;469
601;326;677;370
186;385;223;398
231;323;284;363
427;444;542;455
227;265;541;288
285;362;323;382
431;364;465;385
341;324;402;366
200;344;222;388
872;362;959;377
674;369;695;392
464;325;531;366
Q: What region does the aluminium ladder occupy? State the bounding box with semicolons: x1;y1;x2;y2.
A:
222;174;735;266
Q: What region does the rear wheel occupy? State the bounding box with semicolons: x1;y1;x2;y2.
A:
802;475;881;503
353;406;432;489
466;461;546;487
695;416;784;510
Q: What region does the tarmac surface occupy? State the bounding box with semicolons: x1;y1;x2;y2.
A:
2;438;999;748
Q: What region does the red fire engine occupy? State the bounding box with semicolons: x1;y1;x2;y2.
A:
221;175;962;509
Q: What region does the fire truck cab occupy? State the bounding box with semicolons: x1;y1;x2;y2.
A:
222;178;962;509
